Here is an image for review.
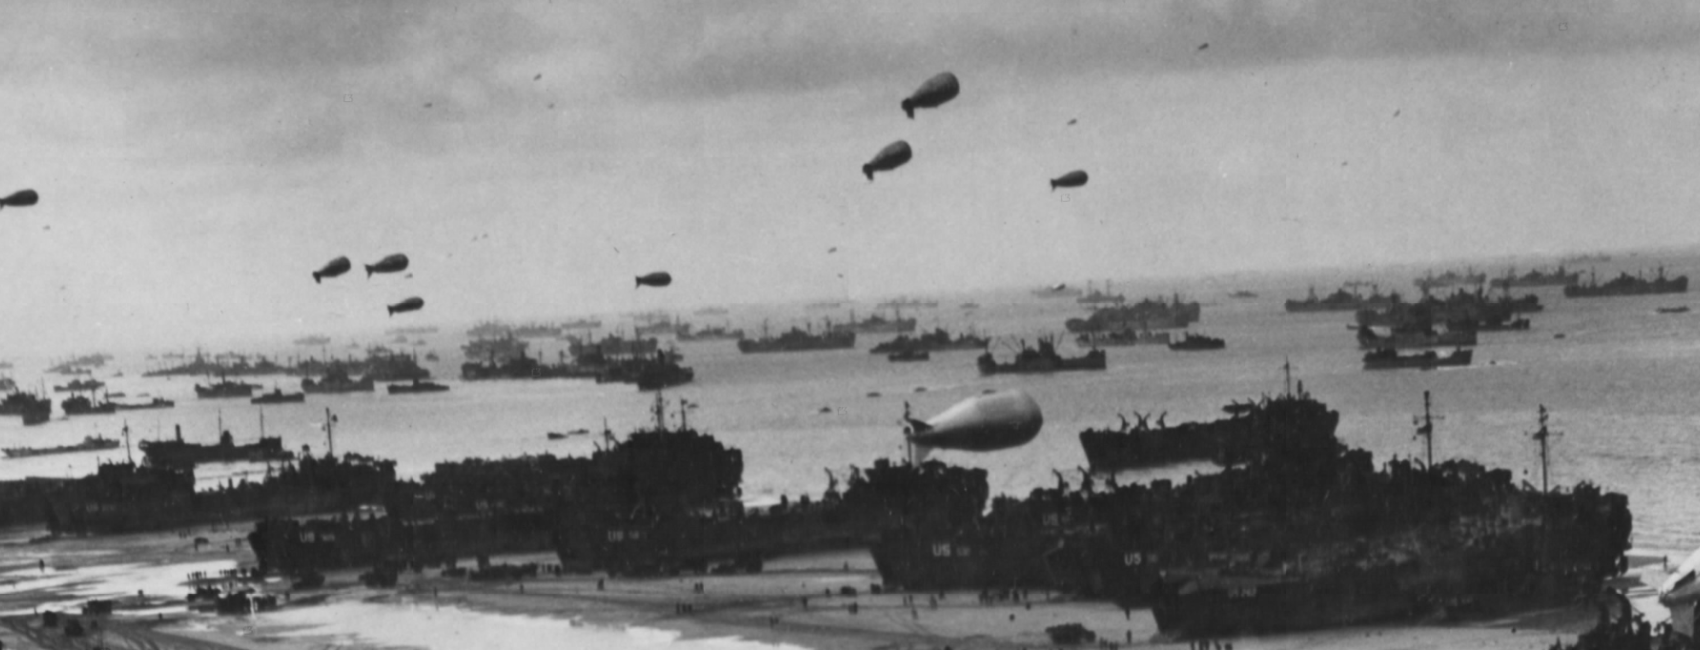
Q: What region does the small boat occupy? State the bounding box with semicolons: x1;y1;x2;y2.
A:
250;388;306;404
546;428;589;440
387;379;450;394
52;379;105;393
887;349;931;362
1228;290;1257;299
1657;306;1690;314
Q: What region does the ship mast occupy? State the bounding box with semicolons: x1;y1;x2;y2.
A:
324;407;336;458
1414;391;1437;470
1281;357;1292;397
1532;405;1555;493
122;420;132;465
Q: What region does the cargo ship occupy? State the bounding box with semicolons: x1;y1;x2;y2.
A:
139;424;293;468
1564;268;1689;298
976;337;1105;374
737;323;855;354
1362;347;1473;370
1066;294;1201;332
868;328;989;354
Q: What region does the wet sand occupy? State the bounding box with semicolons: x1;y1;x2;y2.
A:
0;527;1635;650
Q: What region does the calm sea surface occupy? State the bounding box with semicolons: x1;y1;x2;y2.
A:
4;254;1698;562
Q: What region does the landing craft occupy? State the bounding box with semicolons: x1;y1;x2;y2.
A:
0;189;39;209
635;272;672;288
312;256;351;284
862;141;912;181
386;297;424;316
1050;170;1088;191
365;253;409;278
901;72;959;119
902;390;1042;461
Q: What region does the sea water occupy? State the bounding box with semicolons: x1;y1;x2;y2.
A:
2;255;1697;563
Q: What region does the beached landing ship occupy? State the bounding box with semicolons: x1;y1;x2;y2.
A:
977;337;1105;374
1078;387;1340;473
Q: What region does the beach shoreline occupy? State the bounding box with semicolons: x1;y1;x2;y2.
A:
0;526;1640;650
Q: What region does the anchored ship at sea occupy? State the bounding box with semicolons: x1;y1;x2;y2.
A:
1066;294;1201;332
1357;324;1477;350
1564;267;1689;298
1362;347;1473;371
1414;267;1488;291
3;435;120;458
738;322;856;353
1076;281;1125;306
831;309;917;335
868;328;989;354
977;336;1105;374
1032;283;1084;299
1491;265;1580;288
1284;284;1394;313
1075;328;1170;347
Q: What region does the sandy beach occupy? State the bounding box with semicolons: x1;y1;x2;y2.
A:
0;525;1648;650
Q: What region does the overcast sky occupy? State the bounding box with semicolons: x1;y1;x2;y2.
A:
4;0;1700;351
